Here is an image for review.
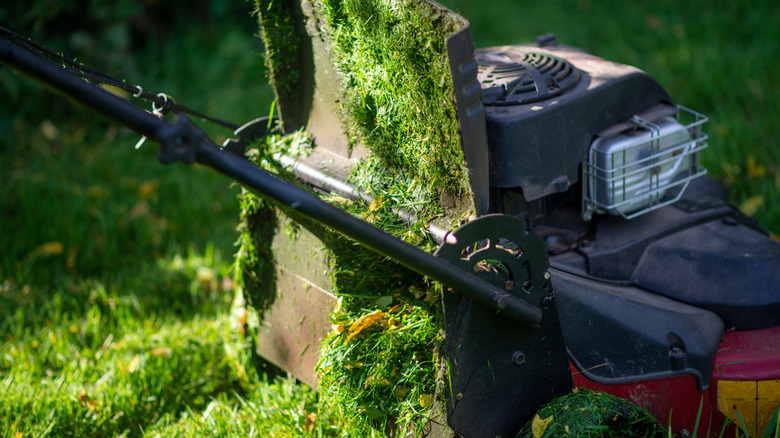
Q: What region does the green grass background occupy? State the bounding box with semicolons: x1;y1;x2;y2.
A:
0;0;777;436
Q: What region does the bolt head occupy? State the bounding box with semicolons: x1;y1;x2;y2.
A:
511;351;526;365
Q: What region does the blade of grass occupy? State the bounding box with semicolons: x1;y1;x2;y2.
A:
760;401;780;438
692;395;704;438
734;406;755;438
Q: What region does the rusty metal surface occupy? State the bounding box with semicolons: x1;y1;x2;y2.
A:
298;0;358;159
252;210;337;387
254;264;336;387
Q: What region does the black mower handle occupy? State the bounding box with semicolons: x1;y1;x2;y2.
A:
0;36;543;327
194;139;543;326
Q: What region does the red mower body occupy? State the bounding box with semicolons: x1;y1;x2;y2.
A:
572;326;780;436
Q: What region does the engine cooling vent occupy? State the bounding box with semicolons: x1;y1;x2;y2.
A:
476;47;580;105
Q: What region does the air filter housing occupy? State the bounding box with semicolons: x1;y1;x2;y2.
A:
582;106;708;219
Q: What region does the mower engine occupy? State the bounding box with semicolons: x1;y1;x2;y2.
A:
474;37;708;221
472;35;780;434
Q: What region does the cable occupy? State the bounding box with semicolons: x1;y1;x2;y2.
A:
0;25;240;130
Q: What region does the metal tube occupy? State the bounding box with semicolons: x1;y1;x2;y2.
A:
275;153;371;204
274;153;454;244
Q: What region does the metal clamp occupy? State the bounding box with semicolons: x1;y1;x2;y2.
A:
155;114;205;165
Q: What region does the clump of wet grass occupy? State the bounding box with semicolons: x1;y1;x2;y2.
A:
234;126;445;435
516;388;665;438
253;0;307;128
315;231;442;436
308;1;477;433
321;0;476;225
304;1;479;432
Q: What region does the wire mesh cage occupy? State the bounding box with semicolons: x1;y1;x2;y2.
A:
582;105;708;220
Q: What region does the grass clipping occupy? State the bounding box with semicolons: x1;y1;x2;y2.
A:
320;0;475;221
244;0;474;435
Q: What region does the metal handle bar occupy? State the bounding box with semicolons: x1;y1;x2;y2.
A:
0;36;542;326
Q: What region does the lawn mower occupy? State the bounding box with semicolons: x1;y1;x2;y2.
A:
2;0;779;436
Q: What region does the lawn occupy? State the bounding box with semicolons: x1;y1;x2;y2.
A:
1;0;778;437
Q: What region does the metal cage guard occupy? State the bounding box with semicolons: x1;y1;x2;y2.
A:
582;105;709;220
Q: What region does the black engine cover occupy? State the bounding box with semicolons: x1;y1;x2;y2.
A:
634;215;780;331
477;43;672;201
552;268;724;391
573;180;780;331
